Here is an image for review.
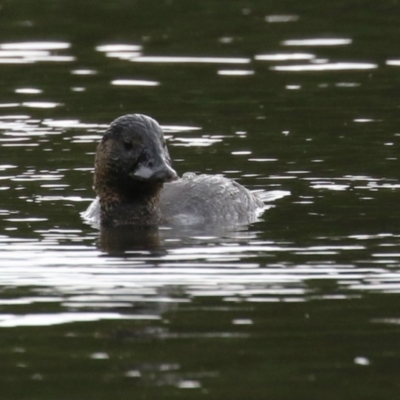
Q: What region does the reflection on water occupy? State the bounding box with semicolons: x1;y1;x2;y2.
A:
281;38;352;46
0;42;74;63
0;312;159;328
271;62;378;71
255;53;315;61
99;225;164;254
0;220;399;310
265;14;299;23
217;70;254;76
111;79;160;86
130;56;251;63
0;0;400;398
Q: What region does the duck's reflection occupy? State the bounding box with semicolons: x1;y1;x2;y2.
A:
98;221;261;256
99;225;163;255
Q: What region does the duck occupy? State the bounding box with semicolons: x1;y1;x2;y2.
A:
82;114;267;227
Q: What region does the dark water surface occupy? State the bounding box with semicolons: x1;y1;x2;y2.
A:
1;0;400;398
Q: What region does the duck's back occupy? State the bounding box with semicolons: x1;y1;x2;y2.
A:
160;173;265;226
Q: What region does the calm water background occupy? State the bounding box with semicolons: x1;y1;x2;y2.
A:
1;0;400;398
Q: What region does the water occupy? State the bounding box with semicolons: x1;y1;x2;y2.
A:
1;0;400;398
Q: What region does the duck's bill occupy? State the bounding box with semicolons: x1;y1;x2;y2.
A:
130;164;178;183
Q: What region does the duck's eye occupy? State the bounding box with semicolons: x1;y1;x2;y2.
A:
123;141;133;151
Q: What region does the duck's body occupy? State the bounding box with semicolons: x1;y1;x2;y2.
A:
160;173;264;226
83;114;266;228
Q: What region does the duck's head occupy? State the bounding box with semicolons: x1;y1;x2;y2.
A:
94;114;178;199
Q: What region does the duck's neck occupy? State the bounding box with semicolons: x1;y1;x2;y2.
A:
97;183;162;227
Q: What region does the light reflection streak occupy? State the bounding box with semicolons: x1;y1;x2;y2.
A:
35;196;92;202
130;56;251;64
11;174;63;181
282;38;352;46
15;88;42;94
386;60;400;66
0;103;20;107
0;115;30;119
265;15;299;23
172;137;221;147
0;59;30;64
162;125;202;132
311;184;349;191
22;102;61;108
169;245;364;254
0;312;159;327
105;52;141;60
0;50;49;57
71;69;97;75
255;53;315;61
271;62;377;71
2;143;38;147
0;42;70;50
96;44;142;52
28;56;75;62
217;70;254;75
0;165;17;170
0;42;74;64
43;120;105;129
112;79;160;86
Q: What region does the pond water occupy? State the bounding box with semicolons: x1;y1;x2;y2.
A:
1;0;400;398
